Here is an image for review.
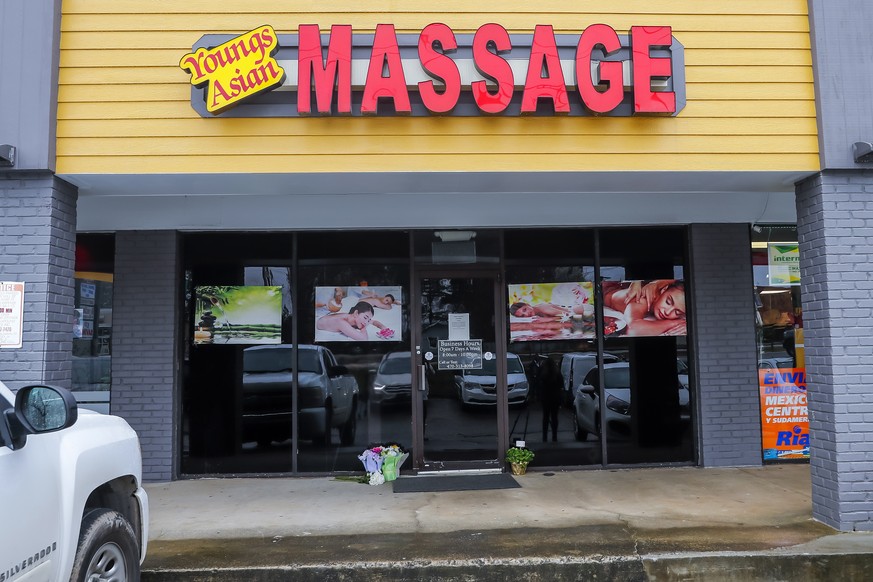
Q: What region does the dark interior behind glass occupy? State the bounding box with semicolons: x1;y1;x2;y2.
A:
598;227;693;465
180;227;695;475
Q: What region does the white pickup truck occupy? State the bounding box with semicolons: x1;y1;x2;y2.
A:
0;380;148;582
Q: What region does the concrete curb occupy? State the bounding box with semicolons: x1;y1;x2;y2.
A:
643;552;873;581
143;557;648;581
142;552;873;582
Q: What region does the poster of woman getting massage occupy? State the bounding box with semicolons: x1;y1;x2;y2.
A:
314;285;402;342
508;282;595;342
601;279;687;337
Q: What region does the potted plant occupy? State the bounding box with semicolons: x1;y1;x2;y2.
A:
505;446;535;475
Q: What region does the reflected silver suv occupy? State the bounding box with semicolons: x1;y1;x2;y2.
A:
371;351;412;404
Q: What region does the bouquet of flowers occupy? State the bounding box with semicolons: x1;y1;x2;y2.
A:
358;442;408;485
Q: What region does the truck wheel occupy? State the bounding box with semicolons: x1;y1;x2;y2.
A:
70;508;140;582
340;401;357;446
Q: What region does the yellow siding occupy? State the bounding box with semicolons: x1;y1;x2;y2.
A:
56;1;818;175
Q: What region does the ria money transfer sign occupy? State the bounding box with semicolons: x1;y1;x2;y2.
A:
759;368;809;461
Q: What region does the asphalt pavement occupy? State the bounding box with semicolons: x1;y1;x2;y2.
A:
142;464;873;581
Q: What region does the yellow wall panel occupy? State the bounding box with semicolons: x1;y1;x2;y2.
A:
61;1;809;17
58;30;814;51
57;135;818;158
60;153;821;174
58;117;817;139
59;14;810;34
56;1;818;175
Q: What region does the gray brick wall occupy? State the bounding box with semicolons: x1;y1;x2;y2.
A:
797;171;873;532
0;172;77;389
689;224;762;467
111;231;179;482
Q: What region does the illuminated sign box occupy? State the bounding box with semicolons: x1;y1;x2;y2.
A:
181;24;685;118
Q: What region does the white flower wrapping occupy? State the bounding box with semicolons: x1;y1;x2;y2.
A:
358;445;408;485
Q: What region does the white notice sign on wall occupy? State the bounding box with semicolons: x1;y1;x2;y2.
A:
0;282;24;349
448;313;470;340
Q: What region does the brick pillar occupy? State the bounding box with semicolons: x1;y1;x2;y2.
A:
797;171;873;531
111;231;179;482
0;172;77;389
689;223;762;467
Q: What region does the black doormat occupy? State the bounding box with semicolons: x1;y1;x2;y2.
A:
392;473;520;493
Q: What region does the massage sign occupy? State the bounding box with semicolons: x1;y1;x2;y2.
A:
179;23;685;117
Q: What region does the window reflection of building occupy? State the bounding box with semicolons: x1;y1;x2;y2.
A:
72;234;115;414
751;225;803;368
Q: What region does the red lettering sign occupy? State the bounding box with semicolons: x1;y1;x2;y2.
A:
181;23;684;118
471;24;514;114
631;26;676;114
418;23;461;114
521;25;569;114
297;24;352;115
576;24;624;114
361;24;411;115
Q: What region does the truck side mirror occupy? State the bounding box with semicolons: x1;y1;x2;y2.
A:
14;385;78;437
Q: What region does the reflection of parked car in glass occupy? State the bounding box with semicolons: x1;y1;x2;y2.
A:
455;353;529;407
677;357;690;390
242;345;359;447
559;352;621;407
758;357;795;371
573;362;690;441
371;351;412;404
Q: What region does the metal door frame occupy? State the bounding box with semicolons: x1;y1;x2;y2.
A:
411;267;508;472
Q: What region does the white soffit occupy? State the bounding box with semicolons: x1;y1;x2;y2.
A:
66;171;809;231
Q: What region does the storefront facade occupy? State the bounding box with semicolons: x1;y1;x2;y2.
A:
2;1;871;530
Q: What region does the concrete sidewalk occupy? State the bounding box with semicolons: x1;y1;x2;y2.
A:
142;464;873;581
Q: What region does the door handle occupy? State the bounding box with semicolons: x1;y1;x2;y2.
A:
420;364;427;391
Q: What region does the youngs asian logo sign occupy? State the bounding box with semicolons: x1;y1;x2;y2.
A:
179;26;285;114
179;23;685;118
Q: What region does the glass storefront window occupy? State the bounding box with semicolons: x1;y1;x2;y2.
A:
180;227;697;475
181;233;295;474
598;227;694;465
297;264;412;472
751;225;803;369
505;229;600;467
72;234;115;413
297;231;411;473
181;231;412;475
751;225;807;462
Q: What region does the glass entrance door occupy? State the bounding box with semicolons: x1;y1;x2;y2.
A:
413;274;505;471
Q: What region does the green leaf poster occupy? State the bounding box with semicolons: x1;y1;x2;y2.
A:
194;286;282;345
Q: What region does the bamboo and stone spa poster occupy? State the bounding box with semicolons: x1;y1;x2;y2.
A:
194;285;282;344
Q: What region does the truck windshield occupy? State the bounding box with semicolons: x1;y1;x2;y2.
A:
298;350;322;374
379;354;410;375
243;346;323;374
